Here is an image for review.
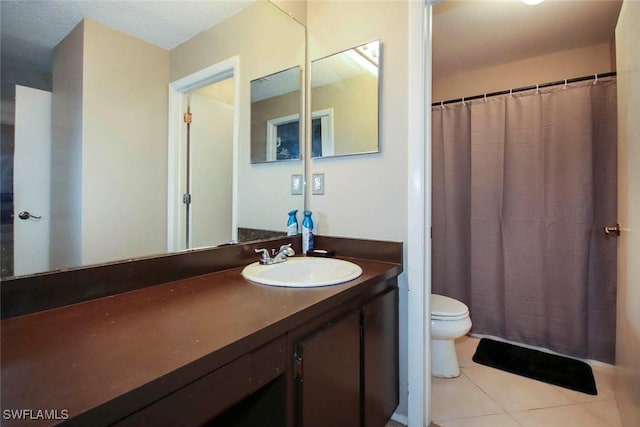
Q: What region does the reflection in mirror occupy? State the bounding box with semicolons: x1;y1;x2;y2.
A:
311;40;380;158
0;1;305;279
250;67;302;163
187;78;235;250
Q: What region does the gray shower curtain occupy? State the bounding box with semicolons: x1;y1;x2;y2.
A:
432;78;617;363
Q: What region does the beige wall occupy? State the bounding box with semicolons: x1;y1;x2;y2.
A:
307;0;409;417
312;73;378;156
50;22;84;269
170;1;305;233
615;1;640;426
272;0;307;26
81;19;169;265
51;19;170;268
307;1;407;241
433;42;614;102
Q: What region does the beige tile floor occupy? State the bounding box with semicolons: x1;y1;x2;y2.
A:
429;336;622;427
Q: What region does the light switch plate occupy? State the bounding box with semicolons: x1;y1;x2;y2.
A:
291;174;303;195
312;173;325;195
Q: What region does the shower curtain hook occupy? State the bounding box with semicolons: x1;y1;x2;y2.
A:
509;89;513;98
484;93;488;102
536;84;539;94
441;100;444;109
593;74;598;85
462;97;466;106
564;79;568;89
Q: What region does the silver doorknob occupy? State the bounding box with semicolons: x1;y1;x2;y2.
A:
18;211;42;220
603;223;620;236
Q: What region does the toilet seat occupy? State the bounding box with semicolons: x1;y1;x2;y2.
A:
431;294;469;321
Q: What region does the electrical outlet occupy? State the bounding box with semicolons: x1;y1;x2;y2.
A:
312;173;325;195
291;174;303;195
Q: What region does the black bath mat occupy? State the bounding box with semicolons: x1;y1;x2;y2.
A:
472;338;597;395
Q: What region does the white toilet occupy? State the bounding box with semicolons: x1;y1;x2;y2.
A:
431;294;472;378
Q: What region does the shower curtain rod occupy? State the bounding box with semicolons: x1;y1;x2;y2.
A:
432;71;617;107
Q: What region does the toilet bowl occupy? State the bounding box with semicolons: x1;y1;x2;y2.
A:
431;294;472;378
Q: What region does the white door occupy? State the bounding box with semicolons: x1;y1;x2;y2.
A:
614;3;640;425
13;85;52;276
189;88;234;248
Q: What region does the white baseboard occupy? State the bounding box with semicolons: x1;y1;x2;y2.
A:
391;412;408;425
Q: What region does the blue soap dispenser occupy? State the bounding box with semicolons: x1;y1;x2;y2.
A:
302;210;314;254
287;210;299;236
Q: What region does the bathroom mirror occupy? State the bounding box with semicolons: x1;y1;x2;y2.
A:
0;0;305;279
250;66;303;163
310;40;380;158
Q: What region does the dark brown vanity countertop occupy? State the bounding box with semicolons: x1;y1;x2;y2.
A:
0;257;401;426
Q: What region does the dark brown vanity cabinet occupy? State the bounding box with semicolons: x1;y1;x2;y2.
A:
363;287;400;427
291;286;399;427
1;237;403;427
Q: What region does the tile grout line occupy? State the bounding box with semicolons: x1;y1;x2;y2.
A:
508;403;620;427
458;340;517;419
458;368;513;417
578;400;622;427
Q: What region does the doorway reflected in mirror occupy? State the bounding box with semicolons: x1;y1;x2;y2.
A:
250;66;303;163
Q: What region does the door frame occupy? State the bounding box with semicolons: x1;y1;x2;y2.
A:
407;0;433;425
167;56;240;252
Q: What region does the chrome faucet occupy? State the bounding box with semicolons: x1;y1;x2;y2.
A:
255;243;295;265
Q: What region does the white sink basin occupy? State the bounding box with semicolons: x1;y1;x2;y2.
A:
241;257;363;288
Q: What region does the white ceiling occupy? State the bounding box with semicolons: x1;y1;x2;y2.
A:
0;0;253;116
433;0;623;79
251;66;301;102
1;0;253;51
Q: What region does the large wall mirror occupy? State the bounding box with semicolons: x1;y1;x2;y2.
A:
0;1;305;279
250;66;303;163
310;40;380;158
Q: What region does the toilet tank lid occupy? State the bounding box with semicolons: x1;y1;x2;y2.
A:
431;294;469;317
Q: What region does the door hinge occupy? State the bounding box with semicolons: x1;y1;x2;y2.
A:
293;350;303;380
183;193;192;205
184;112;192;124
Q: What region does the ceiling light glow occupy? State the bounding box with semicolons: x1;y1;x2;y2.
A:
522;0;544;5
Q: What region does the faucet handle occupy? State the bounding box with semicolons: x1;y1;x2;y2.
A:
278;243;295;256
255;248;271;264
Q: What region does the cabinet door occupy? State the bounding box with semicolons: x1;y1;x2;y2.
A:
363;288;399;427
294;310;361;427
